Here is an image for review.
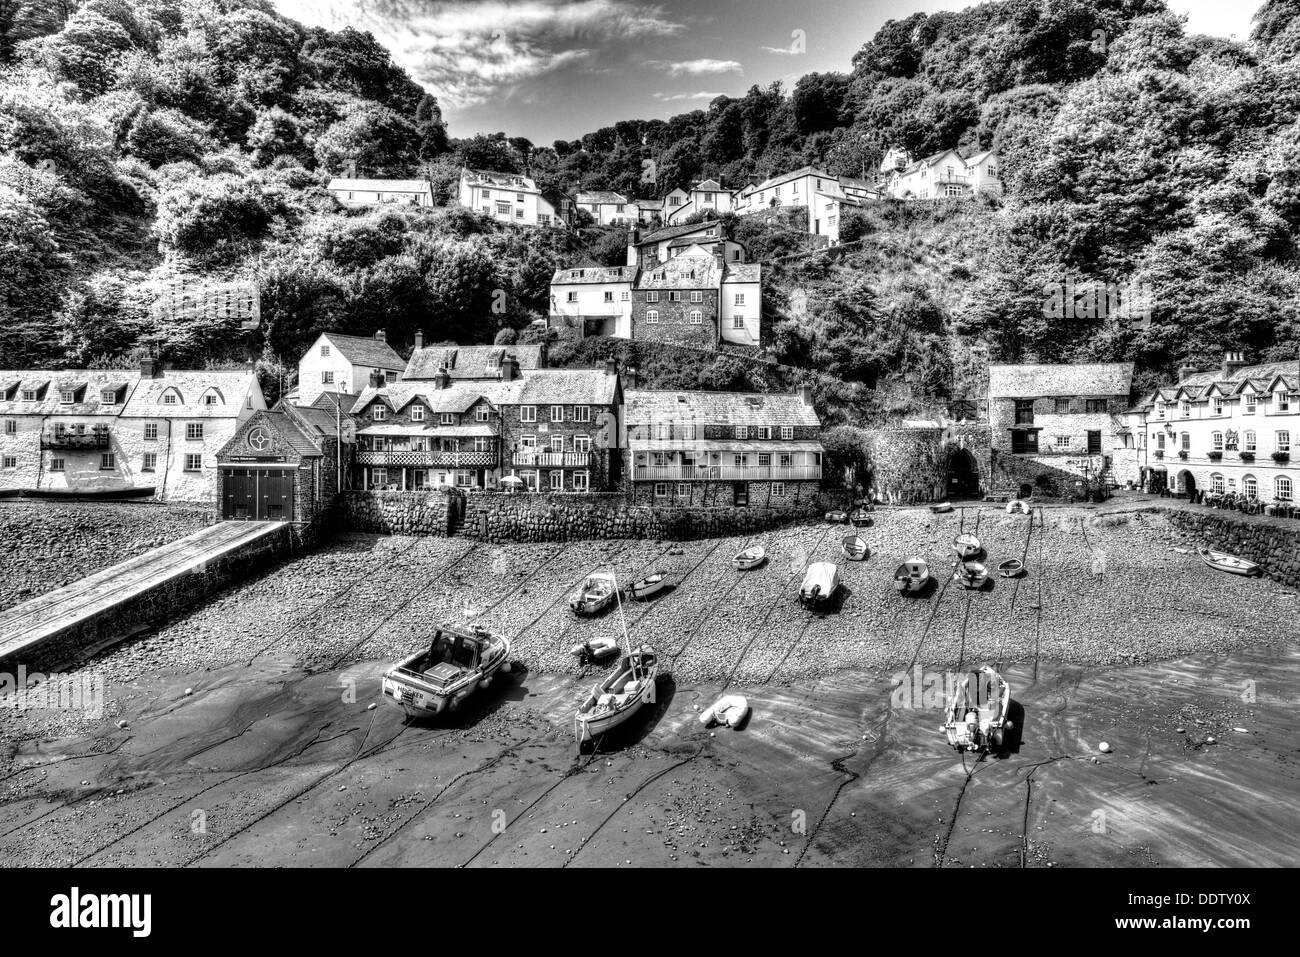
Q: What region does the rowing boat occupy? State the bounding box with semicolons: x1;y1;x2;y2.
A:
953;533;981;559
942;666;1011;752
894;559;930;594
1007;499;1031;515
629;572;668;600
850;507;873;527
841;534;869;561
1197;547;1261;577
734;545;767;570
953;560;989;589
996;558;1025;578
930;501;953;514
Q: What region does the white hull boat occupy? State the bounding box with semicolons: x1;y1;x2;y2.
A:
953;533;981;559
700;694;749;728
629;572;668;600
575;646;658;747
942;666;1011;752
570;571;617;615
799;561;842;608
734;546;767;570
1007;499;1031;515
931;502;953;514
841;534;869;561
382;625;511;718
894;559;930;594
1197;547;1261;577
953;560;989;589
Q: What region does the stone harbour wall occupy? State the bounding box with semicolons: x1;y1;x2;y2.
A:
340;489;457;536
1160;506;1300;588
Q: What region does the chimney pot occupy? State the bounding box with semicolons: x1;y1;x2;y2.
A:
374;329;386;342
414;330;424;350
798;384;814;407
604;358;617;377
369;371;381;388
139;355;160;379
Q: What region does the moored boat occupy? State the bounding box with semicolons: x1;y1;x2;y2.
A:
570;635;620;662
574;645;658;747
931;501;953;514
700;694;750;729
1007;499;1031;515
850;507;873;527
996;558;1025;578
953;560;989;589
629;572;668;600
799;561;842;608
1197;547;1261;577
824;509;849;523
381;624;512;718
942;666;1012;752
953;533;981;559
894;559;930;594
841;534;869;561
734;545;767;570
569;571;618;615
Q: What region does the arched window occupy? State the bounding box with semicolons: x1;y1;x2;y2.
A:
160;388;183;406
1243;475;1257;500
1276;476;1293;501
200;388;224;407
1211;473;1224;494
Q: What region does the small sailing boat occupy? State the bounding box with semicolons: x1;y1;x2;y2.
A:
733;545;767;570
996;558;1025;578
629;572;668;600
574;570;658;749
841;534;869;561
1196;547;1261;577
942;666;1012;752
894;559;930;594
953;533;981;559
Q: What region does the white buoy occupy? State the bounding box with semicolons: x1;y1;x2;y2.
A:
1098;741;1111;753
184;687;193;696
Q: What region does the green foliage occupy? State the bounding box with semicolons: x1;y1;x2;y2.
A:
153;173;288;260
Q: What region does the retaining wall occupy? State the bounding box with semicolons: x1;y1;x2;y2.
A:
1159;506;1300;588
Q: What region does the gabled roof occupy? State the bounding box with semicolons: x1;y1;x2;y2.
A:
987;363;1134;399
352;383;488;416
122;371;259;418
460;167;538;192
636;198;663;209
404;343;547;380
639;221;723;246
309;391;360;413
693;179;725;191
750;166;836;193
722;263;761;283
550;265;637;284
626;389;820;429
636;251;720;289
319;333;405;370
1167;359;1299;393
514;369;619;406
576;190;628;205
327;178;432;194
0;370;142;415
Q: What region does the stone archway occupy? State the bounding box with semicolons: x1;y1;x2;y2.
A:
1178;469;1197;500
946;447;981;499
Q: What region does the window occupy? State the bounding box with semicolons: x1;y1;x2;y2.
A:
474;437;491;453
602;290;614;303
1280;393;1292;413
1054;435;1071;449
1243;475;1258;499
1156;402;1165;419
481;189;491;198
1212;397;1224;416
1014;400;1034;425
669;291;682;302
551;405;564;422
1181;432;1190;451
21;389;36;401
515;209;523;219
1156;432;1165;450
516;193;525;203
3;420;13;435
755;426;772;440
1212;431;1224;451
100;452;115;470
144;423;158;441
574;406;591;423
101;390;117;405
1211;473;1225;494
550;470;564;491
1245;430;1257;452
372;468;388;488
573;471;589;492
440;413;455;425
690;291;703;303
647;291;659;303
1;456;15;469
163;391;178;405
574;435;591;453
621;291;629;302
475;406;490;423
736;425;748;440
520;405;537;423
1086;399;1107;414
689;310;703;324
772;483;785;497
203;393;220;406
1277;476;1293;501
550;434;565;452
410;406;425;421
322;371;334;384
456;470;475;487
645;310;659;324
733;317;745;329
496;202;511;216
654;482;669;498
320;345;330;356
142;453;156;472
50;457;64;472
677;483;690;498
734;293;746;306
781;426;794;440
186;423;203;441
1054;398;1071;413
520;435;536;448
1180;401;1189;417
1278;430;1291;453
1245;394;1257;414
372;405;386;421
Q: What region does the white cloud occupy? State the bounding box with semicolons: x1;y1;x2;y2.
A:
277;0;686;106
760;45;798;55
646;57;742;76
652;90;727;102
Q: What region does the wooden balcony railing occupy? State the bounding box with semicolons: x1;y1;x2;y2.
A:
510;451;595;468
633;464;821;481
356;449;497;468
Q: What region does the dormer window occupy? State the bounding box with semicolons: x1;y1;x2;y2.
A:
1212;397;1223;416
202;390;222;406
60;390;76;404
101;390;117;404
162;390;180;405
1245;394;1257;414
1280;393;1292;413
21;390;36;401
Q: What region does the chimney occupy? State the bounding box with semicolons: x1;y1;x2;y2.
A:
374;329;386;343
798;384;814;407
627;226;639;268
435;367;451;390
414;330;424;350
604;358;617;377
499;356;518;382
369;371;381;388
139;355;160;379
624;367;638;391
1176;362;1197;383
1222;350;1247;379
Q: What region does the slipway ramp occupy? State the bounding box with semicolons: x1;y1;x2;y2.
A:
0;521;287;669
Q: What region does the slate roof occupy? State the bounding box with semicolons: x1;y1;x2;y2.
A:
352;368;617;414
321;333;405;371
638;221;723;246
636;252;720;290
576;191;628;205
1174;360;1300;392
404;344;547;380
987;363;1134;399
550;265;637;285
121;371;259;418
262;411;323;456
0;370;140;415
310;391;360;413
461;168;538;191
722;263;761;283
514;369;619;406
749;166;836;192
625;390;820;429
327;178;433;195
693;179;725;191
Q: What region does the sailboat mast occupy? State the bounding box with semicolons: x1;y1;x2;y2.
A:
611;568;638;679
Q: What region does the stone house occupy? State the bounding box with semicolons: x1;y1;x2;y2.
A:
631;249;721;347
623;386;824;507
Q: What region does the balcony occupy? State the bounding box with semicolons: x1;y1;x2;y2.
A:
511;451;595;468
41;428;110;450
932;171;970;185
633;464;821;481
356;449;497;468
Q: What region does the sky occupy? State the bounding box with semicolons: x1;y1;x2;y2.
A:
272;0;1268;143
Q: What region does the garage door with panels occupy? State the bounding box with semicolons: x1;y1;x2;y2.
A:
217;412;314;521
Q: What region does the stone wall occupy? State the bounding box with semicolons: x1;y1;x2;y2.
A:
863;424;991;503
340;489;459;536
1160;506;1300;588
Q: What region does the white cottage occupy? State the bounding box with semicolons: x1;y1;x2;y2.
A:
296;331;406;408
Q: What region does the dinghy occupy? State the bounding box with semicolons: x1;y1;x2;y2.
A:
997;558;1025;578
1007;499;1031;515
799;561;842;608
942;666;1012;752
700;694;749;729
850;507;873;527
569;571;618;615
894;559;930;594
841;534;869;561
570;635;620;663
381;624;512;718
953;560;989;589
953;533;982;559
629;572;668;600
1197;547;1261;577
930;501;953;514
574;646;657;748
733;545;767;570
824;509;849;523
